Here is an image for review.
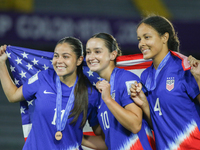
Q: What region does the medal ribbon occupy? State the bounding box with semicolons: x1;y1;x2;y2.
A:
110;68;117;96
145;52;170;91
56;75;78;132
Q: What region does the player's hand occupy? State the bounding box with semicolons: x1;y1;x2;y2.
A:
130;81;148;109
188;55;200;77
96;80;112;103
0;45;8;63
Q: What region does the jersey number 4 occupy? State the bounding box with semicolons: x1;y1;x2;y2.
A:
154;98;162;116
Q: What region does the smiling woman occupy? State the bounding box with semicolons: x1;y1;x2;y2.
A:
82;33;156;150
0;37;100;150
130;15;200;150
53;42;83;85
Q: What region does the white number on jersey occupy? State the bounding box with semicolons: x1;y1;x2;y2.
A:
100;111;110;130
51;108;65;125
154;98;162;116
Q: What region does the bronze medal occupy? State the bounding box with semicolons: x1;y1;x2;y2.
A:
55;131;62;140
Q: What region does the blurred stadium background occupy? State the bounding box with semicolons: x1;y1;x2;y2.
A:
0;0;200;149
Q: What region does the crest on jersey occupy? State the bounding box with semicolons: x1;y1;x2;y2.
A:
166;77;175;91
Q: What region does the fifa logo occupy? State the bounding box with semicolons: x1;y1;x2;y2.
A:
166;77;175;91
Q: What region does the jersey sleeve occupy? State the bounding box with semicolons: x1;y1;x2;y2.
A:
183;70;200;99
119;70;141;107
22;72;42;101
87;87;100;127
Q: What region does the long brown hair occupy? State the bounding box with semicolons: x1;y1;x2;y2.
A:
56;37;91;128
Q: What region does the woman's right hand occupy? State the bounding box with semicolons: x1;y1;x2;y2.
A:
130;81;148;109
0;45;8;63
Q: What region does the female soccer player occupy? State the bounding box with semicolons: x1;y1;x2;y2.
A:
82;33;155;150
130;15;200;150
0;37;99;150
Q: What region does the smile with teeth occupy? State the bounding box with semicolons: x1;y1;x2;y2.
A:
142;49;150;54
57;66;66;70
89;61;98;66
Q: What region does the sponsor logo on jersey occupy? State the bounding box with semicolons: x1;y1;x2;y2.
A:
43;90;55;94
166;77;175;91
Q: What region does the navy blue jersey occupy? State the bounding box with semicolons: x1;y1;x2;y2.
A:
141;53;200;150
97;68;155;150
22;69;99;150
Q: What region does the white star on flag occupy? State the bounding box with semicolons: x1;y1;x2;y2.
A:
6;52;11;58
19;70;27;78
32;58;39;65
27;100;34;106
43;64;49;70
87;70;94;77
10;65;15;72
15;57;22;64
26;63;33;70
21;52;28;58
14;78;20;85
20;107;25;114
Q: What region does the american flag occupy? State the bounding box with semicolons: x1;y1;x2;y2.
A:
6;45;152;149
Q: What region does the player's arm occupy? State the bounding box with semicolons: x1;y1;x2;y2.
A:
130;82;153;128
0;45;25;103
82;125;107;150
96;80;142;134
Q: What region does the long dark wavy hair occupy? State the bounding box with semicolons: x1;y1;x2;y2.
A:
56;37;91;128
